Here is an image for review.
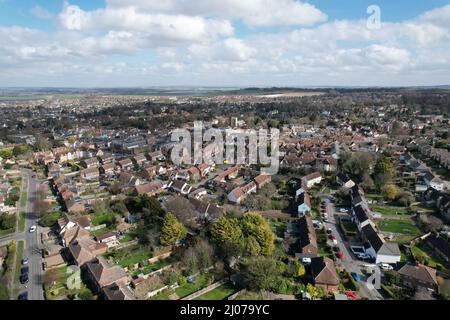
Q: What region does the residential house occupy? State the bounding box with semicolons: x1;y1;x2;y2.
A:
297;192;311;217
293;216;318;257
132;154;147;167
302;172;322;189
81;157;99;169
189;198;225;222
228;181;257;204
310;257;340;293
214;165;240;183
336;173;355;189
134;182;164;197
397;263;438;291
95;232;117;244
81;167;100;181
361;224;401;264
102;282;135;300
170;180;193;195
143;166;157;180
187;166;201;181
118;159;134;171
100;163;116;177
254;174;271;190
85;257;128;293
67;238;108;266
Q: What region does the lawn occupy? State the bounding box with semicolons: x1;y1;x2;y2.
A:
151;274;213;300
18;212;26;233
132;257;174;278
14;241;24;284
194;283;239;301
120;230;139;243
372;206;409;215
0;226;15;238
104;245;153;268
411;243;450;272
378;219;421;238
91;212;117;226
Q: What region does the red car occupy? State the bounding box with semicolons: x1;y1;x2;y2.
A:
337;251;344;259
329;235;336;240
345;291;359;300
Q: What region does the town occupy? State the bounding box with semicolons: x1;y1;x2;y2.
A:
0;87;449;301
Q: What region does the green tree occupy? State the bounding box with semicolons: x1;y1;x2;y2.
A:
160;213;187;246
240;212;276;256
210;217;244;257
374;156;395;188
240;257;285;292
381;184;400;202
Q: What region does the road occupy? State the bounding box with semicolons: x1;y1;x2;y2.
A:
0;168;44;300
322;196;383;300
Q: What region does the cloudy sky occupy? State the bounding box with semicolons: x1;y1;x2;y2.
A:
0;0;449;87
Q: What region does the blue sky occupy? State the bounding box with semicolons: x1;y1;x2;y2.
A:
0;0;449;87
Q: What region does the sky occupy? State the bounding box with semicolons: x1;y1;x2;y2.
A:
0;0;449;87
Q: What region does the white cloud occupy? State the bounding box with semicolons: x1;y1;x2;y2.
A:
1;3;450;86
106;0;328;27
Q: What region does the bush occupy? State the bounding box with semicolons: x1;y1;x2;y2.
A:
0;284;9;300
381;284;396;299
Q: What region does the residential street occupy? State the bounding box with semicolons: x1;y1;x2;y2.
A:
0;168;44;300
322;197;383;300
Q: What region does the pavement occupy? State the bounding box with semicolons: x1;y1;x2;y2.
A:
321;196;383;300
0;168;44;300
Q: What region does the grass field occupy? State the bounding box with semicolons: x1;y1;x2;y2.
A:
194;283;239;300
151;274;213;300
378;219;421;242
104;245;153;268
411;244;449;272
372;206;409;215
14;241;24;284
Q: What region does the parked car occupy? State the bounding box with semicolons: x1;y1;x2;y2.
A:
20;273;29;284
332;239;338;246
302;258;312;265
379;263;394;271
18;292;28;300
21;266;29;275
351;272;361;282
339;208;349;213
326;228;333;234
22;258;29;265
29;226;37;233
329;234;336;240
337;252;344;259
345;291;359;300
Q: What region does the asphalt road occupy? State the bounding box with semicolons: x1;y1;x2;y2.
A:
322;197;383;300
0;168;44;300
